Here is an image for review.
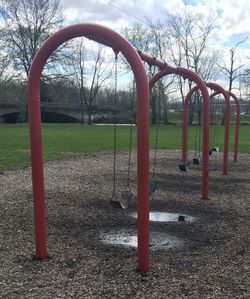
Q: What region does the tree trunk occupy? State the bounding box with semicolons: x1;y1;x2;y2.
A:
87;108;92;125
162;99;169;125
188;100;194;125
151;96;157;124
80;99;84;125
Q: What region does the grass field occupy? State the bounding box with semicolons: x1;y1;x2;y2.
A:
166;111;250;125
0;123;249;172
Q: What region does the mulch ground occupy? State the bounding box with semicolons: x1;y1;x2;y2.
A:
0;150;249;298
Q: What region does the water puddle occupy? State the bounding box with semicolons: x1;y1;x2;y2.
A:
130;211;195;223
100;228;183;250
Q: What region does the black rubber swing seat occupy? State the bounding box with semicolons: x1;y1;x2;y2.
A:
120;190;132;209
149;177;157;194
179;163;189;172
193;158;200;165
211;147;219;152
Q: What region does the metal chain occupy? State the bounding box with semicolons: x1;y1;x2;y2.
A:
152;81;161;177
110;52;118;201
110;124;117;200
125;123;133;190
215;97;220;146
212;100;216;147
114;52;118;106
209;98;214;147
194;96;198;156
152;123;159;177
198;97;201;157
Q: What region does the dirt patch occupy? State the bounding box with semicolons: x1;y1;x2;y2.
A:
0;150;249;298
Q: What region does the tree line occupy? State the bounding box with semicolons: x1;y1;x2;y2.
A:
0;0;249;124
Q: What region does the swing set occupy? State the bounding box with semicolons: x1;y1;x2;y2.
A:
148;66;210;199
209;93;220;154
28;23;150;273
181;82;240;175
109;51;134;209
110;120;134;209
192;92;202;165
27;23;240;273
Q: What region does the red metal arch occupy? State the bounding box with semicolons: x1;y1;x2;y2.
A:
28;24;150;272
209;91;240;162
182;82;231;175
143;65;210;200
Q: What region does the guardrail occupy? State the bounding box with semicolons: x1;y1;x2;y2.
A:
0;101;120;111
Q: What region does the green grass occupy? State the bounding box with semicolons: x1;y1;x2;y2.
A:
0;123;249;172
167;112;250;125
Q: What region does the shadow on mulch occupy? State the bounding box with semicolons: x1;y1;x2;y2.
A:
45;190;239;262
153;172;249;194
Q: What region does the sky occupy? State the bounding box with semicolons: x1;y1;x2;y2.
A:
61;0;250;49
59;0;250;92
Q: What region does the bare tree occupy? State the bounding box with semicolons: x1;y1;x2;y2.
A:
124;23;151;53
65;38;87;124
217;37;248;92
66;39;114;124
123;24;152;120
240;68;250;113
217;37;248;124
165;9;218;78
0;53;15;86
125;22;178;124
164;8;219;124
0;0;64;79
147;20;174;124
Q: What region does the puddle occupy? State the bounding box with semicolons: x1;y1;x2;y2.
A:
130;211;195;223
100;228;183;250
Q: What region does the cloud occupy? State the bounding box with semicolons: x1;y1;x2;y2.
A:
211;0;250;43
61;0;171;28
62;0;136;23
61;0;250;53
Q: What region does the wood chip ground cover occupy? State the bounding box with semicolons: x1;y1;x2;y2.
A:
0;150;249;298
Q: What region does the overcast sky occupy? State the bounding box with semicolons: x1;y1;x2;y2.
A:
61;0;250;49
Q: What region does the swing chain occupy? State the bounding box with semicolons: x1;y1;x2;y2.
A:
152;123;159;177
125;123;133;190
110;124;118;201
110;51;119;202
114;51;118;106
215;97;220;146
152;80;161;177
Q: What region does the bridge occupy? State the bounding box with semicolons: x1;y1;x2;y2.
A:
0;101;120;123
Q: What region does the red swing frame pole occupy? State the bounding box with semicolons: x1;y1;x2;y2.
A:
206;83;231;175
227;91;240;162
137;58;210;200
184;85;231;175
210;90;240;162
182;86;199;164
28;24;150;272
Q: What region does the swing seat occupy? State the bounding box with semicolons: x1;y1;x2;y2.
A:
179;162;189;172
149;178;157;194
193;158;200;165
110;198;121;208
211;146;219;152
178;215;185;222
110;190;131;209
120;190;132;209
